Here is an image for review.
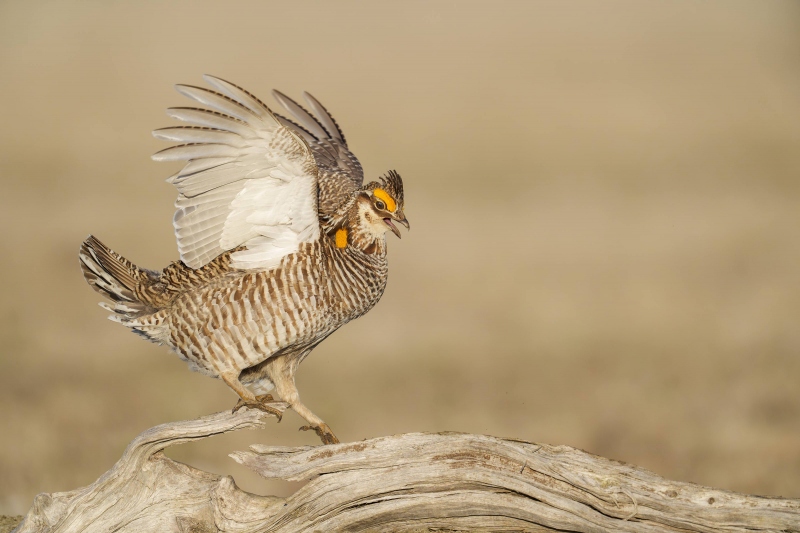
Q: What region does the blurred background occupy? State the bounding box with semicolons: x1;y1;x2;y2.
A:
1;0;799;516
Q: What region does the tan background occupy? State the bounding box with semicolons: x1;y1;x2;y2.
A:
1;0;799;515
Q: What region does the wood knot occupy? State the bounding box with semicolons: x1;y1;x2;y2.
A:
177;516;217;533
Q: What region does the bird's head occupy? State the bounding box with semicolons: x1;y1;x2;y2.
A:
356;170;409;240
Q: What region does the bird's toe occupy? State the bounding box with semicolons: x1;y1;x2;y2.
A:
232;398;283;421
300;423;340;445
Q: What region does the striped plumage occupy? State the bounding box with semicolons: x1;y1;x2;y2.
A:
79;76;408;444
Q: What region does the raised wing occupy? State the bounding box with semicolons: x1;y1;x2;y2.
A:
271;91;364;219
152;76;320;271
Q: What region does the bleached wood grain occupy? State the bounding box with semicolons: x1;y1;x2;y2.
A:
11;408;800;532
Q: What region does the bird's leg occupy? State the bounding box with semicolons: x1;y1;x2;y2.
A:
296;409;340;445
286;392;339;444
221;373;283;421
269;366;339;445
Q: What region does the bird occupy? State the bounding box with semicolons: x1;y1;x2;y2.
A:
78;75;408;445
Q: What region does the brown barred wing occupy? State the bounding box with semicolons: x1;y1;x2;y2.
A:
271;90;364;222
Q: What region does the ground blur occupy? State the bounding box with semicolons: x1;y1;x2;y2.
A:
1;0;799;516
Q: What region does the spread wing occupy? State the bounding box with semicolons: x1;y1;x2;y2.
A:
152;75;320;271
271;91;364;220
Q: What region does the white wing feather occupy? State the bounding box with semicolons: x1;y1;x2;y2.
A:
152;75;320;271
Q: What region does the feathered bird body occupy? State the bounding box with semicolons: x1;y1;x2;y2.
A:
81;231;387;392
79;76;407;444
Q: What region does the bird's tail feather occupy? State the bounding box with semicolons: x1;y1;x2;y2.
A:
79;236;170;343
79;236;154;320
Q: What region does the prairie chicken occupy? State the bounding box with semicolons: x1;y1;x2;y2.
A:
79;76;408;444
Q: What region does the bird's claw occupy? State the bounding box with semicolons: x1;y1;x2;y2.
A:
232;394;282;421
299;423;340;445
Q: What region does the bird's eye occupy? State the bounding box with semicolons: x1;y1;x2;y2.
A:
375;200;386;210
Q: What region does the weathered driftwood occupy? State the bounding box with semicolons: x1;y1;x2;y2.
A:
11;408;800;533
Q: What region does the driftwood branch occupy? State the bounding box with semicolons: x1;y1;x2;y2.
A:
11;409;800;533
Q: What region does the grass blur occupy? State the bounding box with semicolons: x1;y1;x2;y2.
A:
1;0;799;515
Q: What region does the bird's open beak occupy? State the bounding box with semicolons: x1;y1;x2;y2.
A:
384;212;409;239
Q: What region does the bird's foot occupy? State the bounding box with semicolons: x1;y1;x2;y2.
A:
232;394;282;421
299;423;340;445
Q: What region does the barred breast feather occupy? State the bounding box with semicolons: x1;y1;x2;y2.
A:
163;238;388;378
